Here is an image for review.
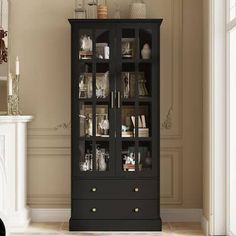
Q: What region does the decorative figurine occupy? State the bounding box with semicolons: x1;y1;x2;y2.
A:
99;115;109;135
80;35;93;59
85;114;93;136
141;43;151;59
81;35;93;52
79;76;88;98
98;151;107;171
96;146;107;171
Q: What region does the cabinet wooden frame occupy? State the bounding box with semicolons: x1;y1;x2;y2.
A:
69;19;162;231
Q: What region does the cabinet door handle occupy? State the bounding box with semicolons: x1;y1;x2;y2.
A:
133;208;139;213
91;208;97;212
117;91;121;108
110;91;114;108
134;187;139;192
91;187;97;192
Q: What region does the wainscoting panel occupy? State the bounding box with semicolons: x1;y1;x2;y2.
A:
160;148;182;205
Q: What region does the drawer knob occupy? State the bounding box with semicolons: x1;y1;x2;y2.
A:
91;208;97;212
134;187;139;192
134;208;139;213
91;187;97;192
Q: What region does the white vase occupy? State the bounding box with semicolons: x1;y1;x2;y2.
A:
130;3;146;19
99;155;107;171
141;43;151;59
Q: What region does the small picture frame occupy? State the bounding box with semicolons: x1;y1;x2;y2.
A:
121;38;135;58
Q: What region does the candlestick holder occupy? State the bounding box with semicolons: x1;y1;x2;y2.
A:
8;75;21;115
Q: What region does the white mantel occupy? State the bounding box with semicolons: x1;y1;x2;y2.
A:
0;115;33;231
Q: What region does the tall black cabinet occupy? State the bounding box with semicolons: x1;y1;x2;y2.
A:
69;19;163;231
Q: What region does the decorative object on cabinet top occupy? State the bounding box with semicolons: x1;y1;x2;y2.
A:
130;0;147;19
74;0;86;19
97;0;108;19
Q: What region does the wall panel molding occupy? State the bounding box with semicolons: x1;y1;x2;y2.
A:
160;148;183;205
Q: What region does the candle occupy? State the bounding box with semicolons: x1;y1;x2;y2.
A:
16;56;20;75
8;73;13;96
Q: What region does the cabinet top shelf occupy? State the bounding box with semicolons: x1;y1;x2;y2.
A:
68;19;163;25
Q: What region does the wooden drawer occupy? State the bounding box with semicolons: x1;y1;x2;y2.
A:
73;179;157;199
72;200;157;219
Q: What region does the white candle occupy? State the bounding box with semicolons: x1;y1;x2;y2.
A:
16;56;20;75
8;73;13;96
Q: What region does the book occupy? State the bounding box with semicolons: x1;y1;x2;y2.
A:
141;115;146;128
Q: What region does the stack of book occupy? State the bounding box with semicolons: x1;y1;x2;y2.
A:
137;128;149;137
123;163;135;171
131;115;149;137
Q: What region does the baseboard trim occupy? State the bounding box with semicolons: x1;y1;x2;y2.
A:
201;215;209;236
30;208;71;222
30;208;202;223
161;208;202;222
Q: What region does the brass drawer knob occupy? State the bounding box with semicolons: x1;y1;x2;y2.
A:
134;187;139;192
91;187;97;192
91;208;97;212
134;208;139;213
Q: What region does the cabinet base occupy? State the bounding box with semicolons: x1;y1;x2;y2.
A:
69;218;162;231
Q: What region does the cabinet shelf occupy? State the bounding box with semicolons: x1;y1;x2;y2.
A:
122;97;152;103
121;59;153;64
121;137;152;141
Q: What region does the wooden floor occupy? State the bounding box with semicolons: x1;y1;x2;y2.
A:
10;222;204;235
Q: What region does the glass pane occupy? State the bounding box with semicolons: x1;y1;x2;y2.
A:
79;102;93;137
122;141;135;172
122;29;135;59
135;103;151;138
138;141;152;172
96;29;110;59
139;29;152;60
121;103;135;137
230;0;236;21
79;29;93;60
79;63;93;99
230;26;236;234
96;104;109;137
79;141;93;172
96;64;110;99
95;141;110;171
121;63;135;98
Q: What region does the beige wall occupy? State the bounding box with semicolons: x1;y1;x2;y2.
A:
9;0;203;209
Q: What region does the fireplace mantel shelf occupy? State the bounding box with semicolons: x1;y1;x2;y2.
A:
0;115;33;123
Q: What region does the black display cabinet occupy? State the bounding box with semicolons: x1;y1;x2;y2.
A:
69;19;163;231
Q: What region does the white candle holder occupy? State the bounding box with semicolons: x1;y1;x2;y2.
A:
8;74;21;115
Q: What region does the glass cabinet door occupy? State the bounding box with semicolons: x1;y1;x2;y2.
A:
116;26;156;176
76;26;115;176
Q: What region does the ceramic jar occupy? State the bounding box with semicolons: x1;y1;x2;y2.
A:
130;0;146;19
97;3;108;19
141;43;151;59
